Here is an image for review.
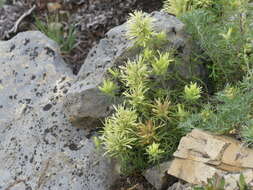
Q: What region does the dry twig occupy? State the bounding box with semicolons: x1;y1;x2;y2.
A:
5;4;36;38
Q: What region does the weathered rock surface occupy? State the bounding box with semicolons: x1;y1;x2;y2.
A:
143;161;176;190
174;129;253;171
168;159;225;185
167;129;253;190
167;182;191;190
0;31;118;190
63;11;204;129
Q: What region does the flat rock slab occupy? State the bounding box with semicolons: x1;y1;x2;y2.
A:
173;129;253;170
168;158;225;185
168;159;253;190
0;31;118;190
168;129;253;189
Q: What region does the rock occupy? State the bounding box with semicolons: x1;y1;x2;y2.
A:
0;31;72;124
173;129;253;170
0;31;119;190
223;170;253;190
63;11;204;129
167;182;191;190
168;160;253;190
173;129;229;166
167;129;253;190
143;161;176;190
168;159;225;185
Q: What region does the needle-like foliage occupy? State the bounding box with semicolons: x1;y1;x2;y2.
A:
98;11;196;173
163;0;192;16
126;11;155;47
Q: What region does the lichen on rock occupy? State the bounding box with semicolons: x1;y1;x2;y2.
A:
0;31;118;190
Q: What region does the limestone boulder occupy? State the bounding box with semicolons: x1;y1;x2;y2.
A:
167;129;253;190
173;129;253;171
168;159;225;185
0;31;119;190
63;11;205;129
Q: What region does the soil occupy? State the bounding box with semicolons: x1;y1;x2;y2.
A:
110;173;156;190
67;0;164;74
1;0;163;75
0;0;163;189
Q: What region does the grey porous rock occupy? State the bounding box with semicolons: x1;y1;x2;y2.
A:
63;11;205;129
167;182;192;190
143;161;176;190
0;31;118;190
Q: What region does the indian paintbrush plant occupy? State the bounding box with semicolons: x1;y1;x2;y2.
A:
98;11;203;174
97;0;253;175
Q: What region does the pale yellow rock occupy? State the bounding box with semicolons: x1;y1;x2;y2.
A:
220;137;253;169
167;159;253;190
174;129;253;169
168;129;253;189
167;158;224;184
215;163;244;172
174;129;229;165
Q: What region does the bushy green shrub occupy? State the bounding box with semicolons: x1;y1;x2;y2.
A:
0;0;5;8
98;11;202;173
163;0;246;17
164;0;253;91
180;73;253;144
163;0;253;148
181;9;253;90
